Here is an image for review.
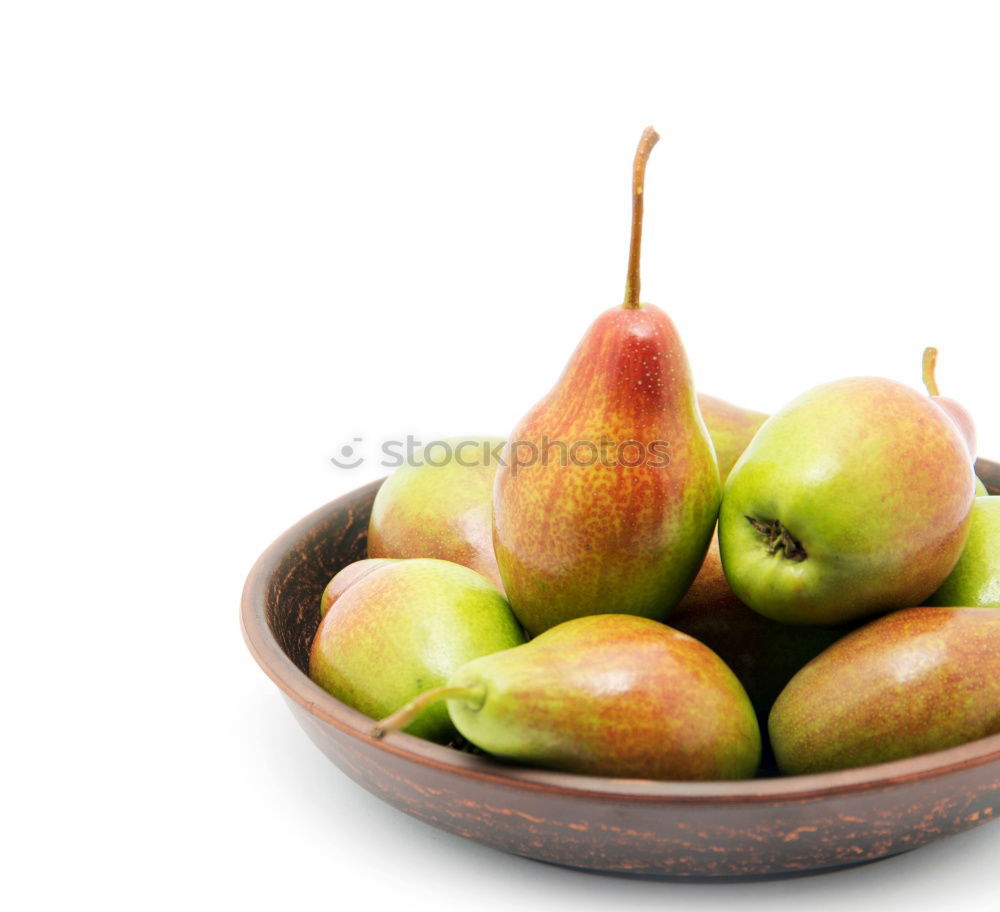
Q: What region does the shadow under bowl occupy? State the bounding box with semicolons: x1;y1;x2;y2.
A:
241;461;1000;879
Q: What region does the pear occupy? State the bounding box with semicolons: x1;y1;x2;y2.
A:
921;347;988;495
719;377;975;626
922;347;977;455
375;615;761;780
697;394;768;486
309;558;524;743
770;605;1000;775
925;497;1000;607
319;558;397;617
368;437;506;590
493;127;720;636
670;529;846;720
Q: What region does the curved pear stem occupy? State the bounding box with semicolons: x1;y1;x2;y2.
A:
369;684;486;739
623;126;660;310
922;347;941;397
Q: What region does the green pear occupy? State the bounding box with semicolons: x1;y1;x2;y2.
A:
719;377;975;626
975;476;989;496
925;497;1000;607
375;615;760;780
309;558;524;743
493;128;720;636
697;394;768;486
670;529;846;720
770;605;1000;774
319;558;398;617
368;437;506;591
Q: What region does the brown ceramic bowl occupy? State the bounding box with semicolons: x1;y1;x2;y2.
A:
241;461;1000;879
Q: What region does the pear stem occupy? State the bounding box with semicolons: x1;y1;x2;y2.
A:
623;126;660;310
922;347;940;397
369;684;486;739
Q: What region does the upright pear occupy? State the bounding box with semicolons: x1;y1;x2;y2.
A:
719;377;975;626
493;128;720;635
922;347;976;456
375;615;761;780
922;347;987;495
770;605;1000;774
697;394;768;486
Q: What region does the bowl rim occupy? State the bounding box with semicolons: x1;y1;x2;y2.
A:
241;473;1000;805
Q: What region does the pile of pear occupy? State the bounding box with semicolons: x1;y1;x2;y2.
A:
309;128;1000;782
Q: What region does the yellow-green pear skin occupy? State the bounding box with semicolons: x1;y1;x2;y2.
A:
719;378;975;626
309;559;524;743
697;394;768;486
368;437;506;591
974;476;989;497
445;615;761;780
769;606;1000;775
925;497;1000;607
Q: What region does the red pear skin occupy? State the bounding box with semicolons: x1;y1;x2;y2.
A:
447;615;761;780
319;558;397;617
493;305;720;635
769;606;1000;775
932;397;977;458
922;347;977;458
921;347;986;495
696;394;768;486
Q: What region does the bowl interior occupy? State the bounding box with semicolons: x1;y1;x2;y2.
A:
264;482;374;674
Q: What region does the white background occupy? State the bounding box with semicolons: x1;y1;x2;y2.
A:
3;2;999;909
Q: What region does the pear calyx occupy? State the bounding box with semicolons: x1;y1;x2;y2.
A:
746;516;808;562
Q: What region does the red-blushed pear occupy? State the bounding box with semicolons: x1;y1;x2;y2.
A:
492;128;720;636
368;437;506;591
719;377;976;626
696;394;768;486
769;606;1000;775
925;497;1000;607
670;529;846;722
319;558;398;617
373;615;761;781
922;347;987;496
309;559;524;744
